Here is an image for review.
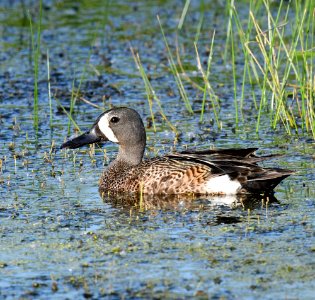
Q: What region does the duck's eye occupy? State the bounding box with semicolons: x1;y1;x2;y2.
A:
110;116;120;123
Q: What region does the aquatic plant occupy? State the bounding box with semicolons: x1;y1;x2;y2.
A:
134;0;315;139
131;46;179;136
28;0;42;133
231;0;315;137
222;0;315;137
157;16;194;115
46;49;53;129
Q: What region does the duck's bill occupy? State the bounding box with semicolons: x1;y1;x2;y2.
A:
60;131;104;149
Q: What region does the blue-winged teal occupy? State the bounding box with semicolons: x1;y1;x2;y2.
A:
61;107;293;195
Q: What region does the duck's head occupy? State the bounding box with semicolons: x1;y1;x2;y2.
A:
60;107;146;156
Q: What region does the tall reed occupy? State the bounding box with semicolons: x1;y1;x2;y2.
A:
28;0;42;133
157;16;193;114
170;0;315;138
46;49;53;129
131;46;178;135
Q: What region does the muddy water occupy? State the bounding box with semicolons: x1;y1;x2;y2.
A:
0;1;314;299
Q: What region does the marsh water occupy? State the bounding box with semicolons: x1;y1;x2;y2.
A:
0;1;314;299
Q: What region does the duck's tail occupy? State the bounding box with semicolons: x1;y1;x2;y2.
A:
241;168;294;193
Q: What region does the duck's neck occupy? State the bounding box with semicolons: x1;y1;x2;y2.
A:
111;142;145;168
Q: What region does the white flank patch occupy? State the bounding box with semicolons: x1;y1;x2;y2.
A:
98;115;119;143
205;175;241;195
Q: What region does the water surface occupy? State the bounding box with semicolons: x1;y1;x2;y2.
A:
0;1;314;299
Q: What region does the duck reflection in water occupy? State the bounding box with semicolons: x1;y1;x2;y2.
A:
100;190;279;211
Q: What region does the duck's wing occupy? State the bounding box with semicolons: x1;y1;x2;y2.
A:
180;147;258;158
179;147;283;164
165;150;263;175
163;149;294;193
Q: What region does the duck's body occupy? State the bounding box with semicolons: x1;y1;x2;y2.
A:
99;149;291;195
61;107;293;195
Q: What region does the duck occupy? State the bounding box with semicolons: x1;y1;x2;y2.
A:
61;107;293;195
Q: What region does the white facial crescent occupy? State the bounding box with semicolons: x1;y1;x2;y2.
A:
98;114;119;143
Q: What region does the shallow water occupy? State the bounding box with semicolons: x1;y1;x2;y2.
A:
1;0;315;299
